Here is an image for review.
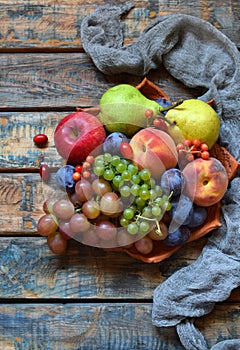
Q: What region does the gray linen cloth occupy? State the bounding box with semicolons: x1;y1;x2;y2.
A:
81;3;240;349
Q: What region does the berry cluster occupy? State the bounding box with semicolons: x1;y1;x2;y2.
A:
177;139;210;167
72;155;95;181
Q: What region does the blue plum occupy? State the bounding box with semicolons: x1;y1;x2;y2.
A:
170;194;193;229
103;132;128;155
187;205;207;228
160;168;185;197
163;226;190;246
56;165;75;193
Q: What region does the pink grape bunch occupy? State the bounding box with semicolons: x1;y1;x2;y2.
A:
37;152;173;255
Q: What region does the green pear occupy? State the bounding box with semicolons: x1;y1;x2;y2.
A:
165;99;220;148
99;84;162;136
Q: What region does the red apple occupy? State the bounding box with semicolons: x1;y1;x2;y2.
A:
129;128;178;178
182;157;228;206
54;111;106;165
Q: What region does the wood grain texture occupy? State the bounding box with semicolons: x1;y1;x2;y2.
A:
0;237;163;299
0;236;239;301
0;0;239;49
0;53;204;109
0;303;239;350
0;0;239;346
0;112;67;169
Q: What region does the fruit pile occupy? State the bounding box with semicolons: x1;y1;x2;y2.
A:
36;81;229;259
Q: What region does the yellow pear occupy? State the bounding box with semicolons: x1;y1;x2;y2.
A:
165;99;220;148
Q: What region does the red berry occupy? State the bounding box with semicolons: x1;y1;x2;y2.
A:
145;109;153;118
86;155;94;164
192;139;201;148
75;165;83;173
33;134;48;146
72;172;81;181
186;153;194;162
201;143;209;151
176;143;185;151
190;145;198;152
82;170;91;179
153;118;168;131
120;142;134;160
40;164;50;182
184;139;192;147
82;161;90;170
201;151;210;160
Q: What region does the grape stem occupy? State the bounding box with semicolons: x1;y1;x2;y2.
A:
135;214;163;236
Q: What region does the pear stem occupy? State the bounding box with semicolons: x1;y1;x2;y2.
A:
160;99;184;112
156;99;184;126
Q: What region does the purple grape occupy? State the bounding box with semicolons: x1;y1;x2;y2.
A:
103;132;128;155
163;226;190;246
155;98;172;114
187;205;207;228
160;168;185;197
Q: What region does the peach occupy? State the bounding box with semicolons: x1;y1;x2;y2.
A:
129;128;178;178
182;157;228;206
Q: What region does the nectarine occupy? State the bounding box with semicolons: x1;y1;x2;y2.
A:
129;128;178;178
182;157;228;206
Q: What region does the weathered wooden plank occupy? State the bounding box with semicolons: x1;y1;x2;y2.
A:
0;236;164;299
0;303;239;350
0;173;54;232
0;112;67;169
0;53;203;109
0;53;110;108
0;236;239;301
0;0;239;49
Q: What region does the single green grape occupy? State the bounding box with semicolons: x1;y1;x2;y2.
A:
123;208;135;220
131;184;140;196
127;222;139;235
93;166;104;176
149;189;157;200
131;174;141;184
142;206;152;218
139;169;151;181
128;163;138;175
135;196;146;209
148;178;156;188
111;155;121;167
155;197;164;206
139;220;150;233
121;170;132;181
119;185;131;197
103;168;115;181
116;162;127;173
112;175;124;189
139;189;150;201
155;185;163;196
120;216;129;227
141;183;149;191
103;153;112;163
94;157;105;167
151;205;162;217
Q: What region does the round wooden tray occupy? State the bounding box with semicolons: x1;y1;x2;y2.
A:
79;77;240;263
